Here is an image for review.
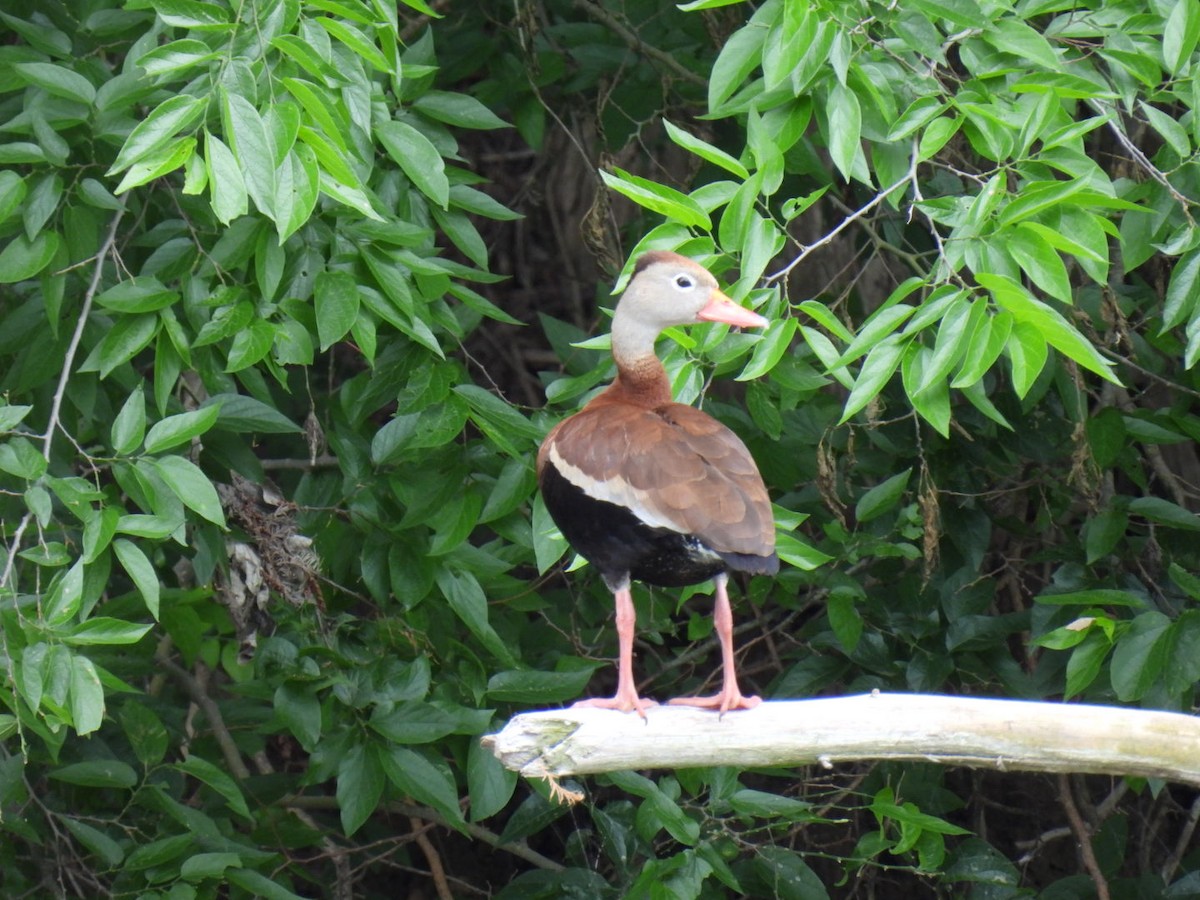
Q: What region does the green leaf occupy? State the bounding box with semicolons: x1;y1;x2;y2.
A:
136;37;220;77
0;170;27;224
449;184;522;222
486;668;595;704
274;682;322;751
917;292;976;393
1163;247;1200;332
908;0;983;28
978;273;1118;384
532;492;567;573
983;18;1059;69
1128;496;1200;531
729;789;816;821
108;94;207;175
124;834;193;871
0;231;60;283
44;560;84;624
436;567;517;666
60;817;124;868
467;738;517;822
377;119;450;209
1111;611;1171;702
19;542;71;567
599;168;711;230
454;384;543;454
69;655;105;735
835;305;916;368
918;116;960;161
414;90;508;129
13;62;96;105
82;506;119;564
1084;508;1127;563
336;743;385;836
221;88;276;219
224;319;276;371
314;270;360;351
204;131;248;225
150;0;231;29
663;119;748;178
1142;101;1192;158
1165;609;1200;693
1035;589;1147;608
49;759;137;789
96;277;180;314
275;145;320;241
1164;0;1200;76
1001;227;1072;305
381;745;466;830
64;617;153;646
114;136;195;194
152;456;226;527
181;853;242;882
317;17;390;73
606;770;700;846
828;82;864;183
205;393;302;433
88;313;160;378
888;96;947;141
709;17;764;110
737;317;795;381
826;590;863;654
176;755;253;821
775;532;833;570
145;403;222;454
120;700;169;767
225;869;308;900
113;539;161;619
856;469;912;522
369;699;465;744
1006;320;1047;399
840;336;905;423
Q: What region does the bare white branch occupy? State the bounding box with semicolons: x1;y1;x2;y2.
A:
484;692;1200;787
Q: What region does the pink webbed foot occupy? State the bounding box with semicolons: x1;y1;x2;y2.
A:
573;692;658;719
668;688;761;715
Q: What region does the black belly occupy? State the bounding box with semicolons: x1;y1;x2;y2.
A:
541;463;738;590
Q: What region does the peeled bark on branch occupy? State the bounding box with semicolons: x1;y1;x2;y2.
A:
482;692;1200;786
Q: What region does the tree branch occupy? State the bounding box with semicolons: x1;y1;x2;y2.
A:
43;210;124;459
1058;773;1111;900
483;693;1200;787
574;0;707;88
766;170;913;284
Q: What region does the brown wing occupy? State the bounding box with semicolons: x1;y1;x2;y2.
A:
540;400;774;557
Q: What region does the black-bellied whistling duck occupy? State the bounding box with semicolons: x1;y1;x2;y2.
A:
537;250;778;716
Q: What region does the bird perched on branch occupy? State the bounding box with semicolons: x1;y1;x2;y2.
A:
537;251;778;716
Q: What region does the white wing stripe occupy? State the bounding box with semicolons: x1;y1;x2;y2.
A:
548;442;686;534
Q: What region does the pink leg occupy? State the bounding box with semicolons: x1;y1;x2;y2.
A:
573;585;657;718
668;573;761;714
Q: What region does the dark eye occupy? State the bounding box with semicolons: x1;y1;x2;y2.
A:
674;274;693;289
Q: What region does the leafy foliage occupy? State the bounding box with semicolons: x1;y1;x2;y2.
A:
2;0;1200;896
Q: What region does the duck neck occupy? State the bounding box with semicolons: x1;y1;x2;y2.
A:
608;311;672;407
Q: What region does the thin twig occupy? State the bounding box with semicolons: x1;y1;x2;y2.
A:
1057;773;1110;900
42;211;124;459
574;0;707;88
766;171;914;284
283;795;566;872
156;653;250;780
409;817;454;900
259;455;341;470
1089;99;1197;228
1161;792;1200;884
